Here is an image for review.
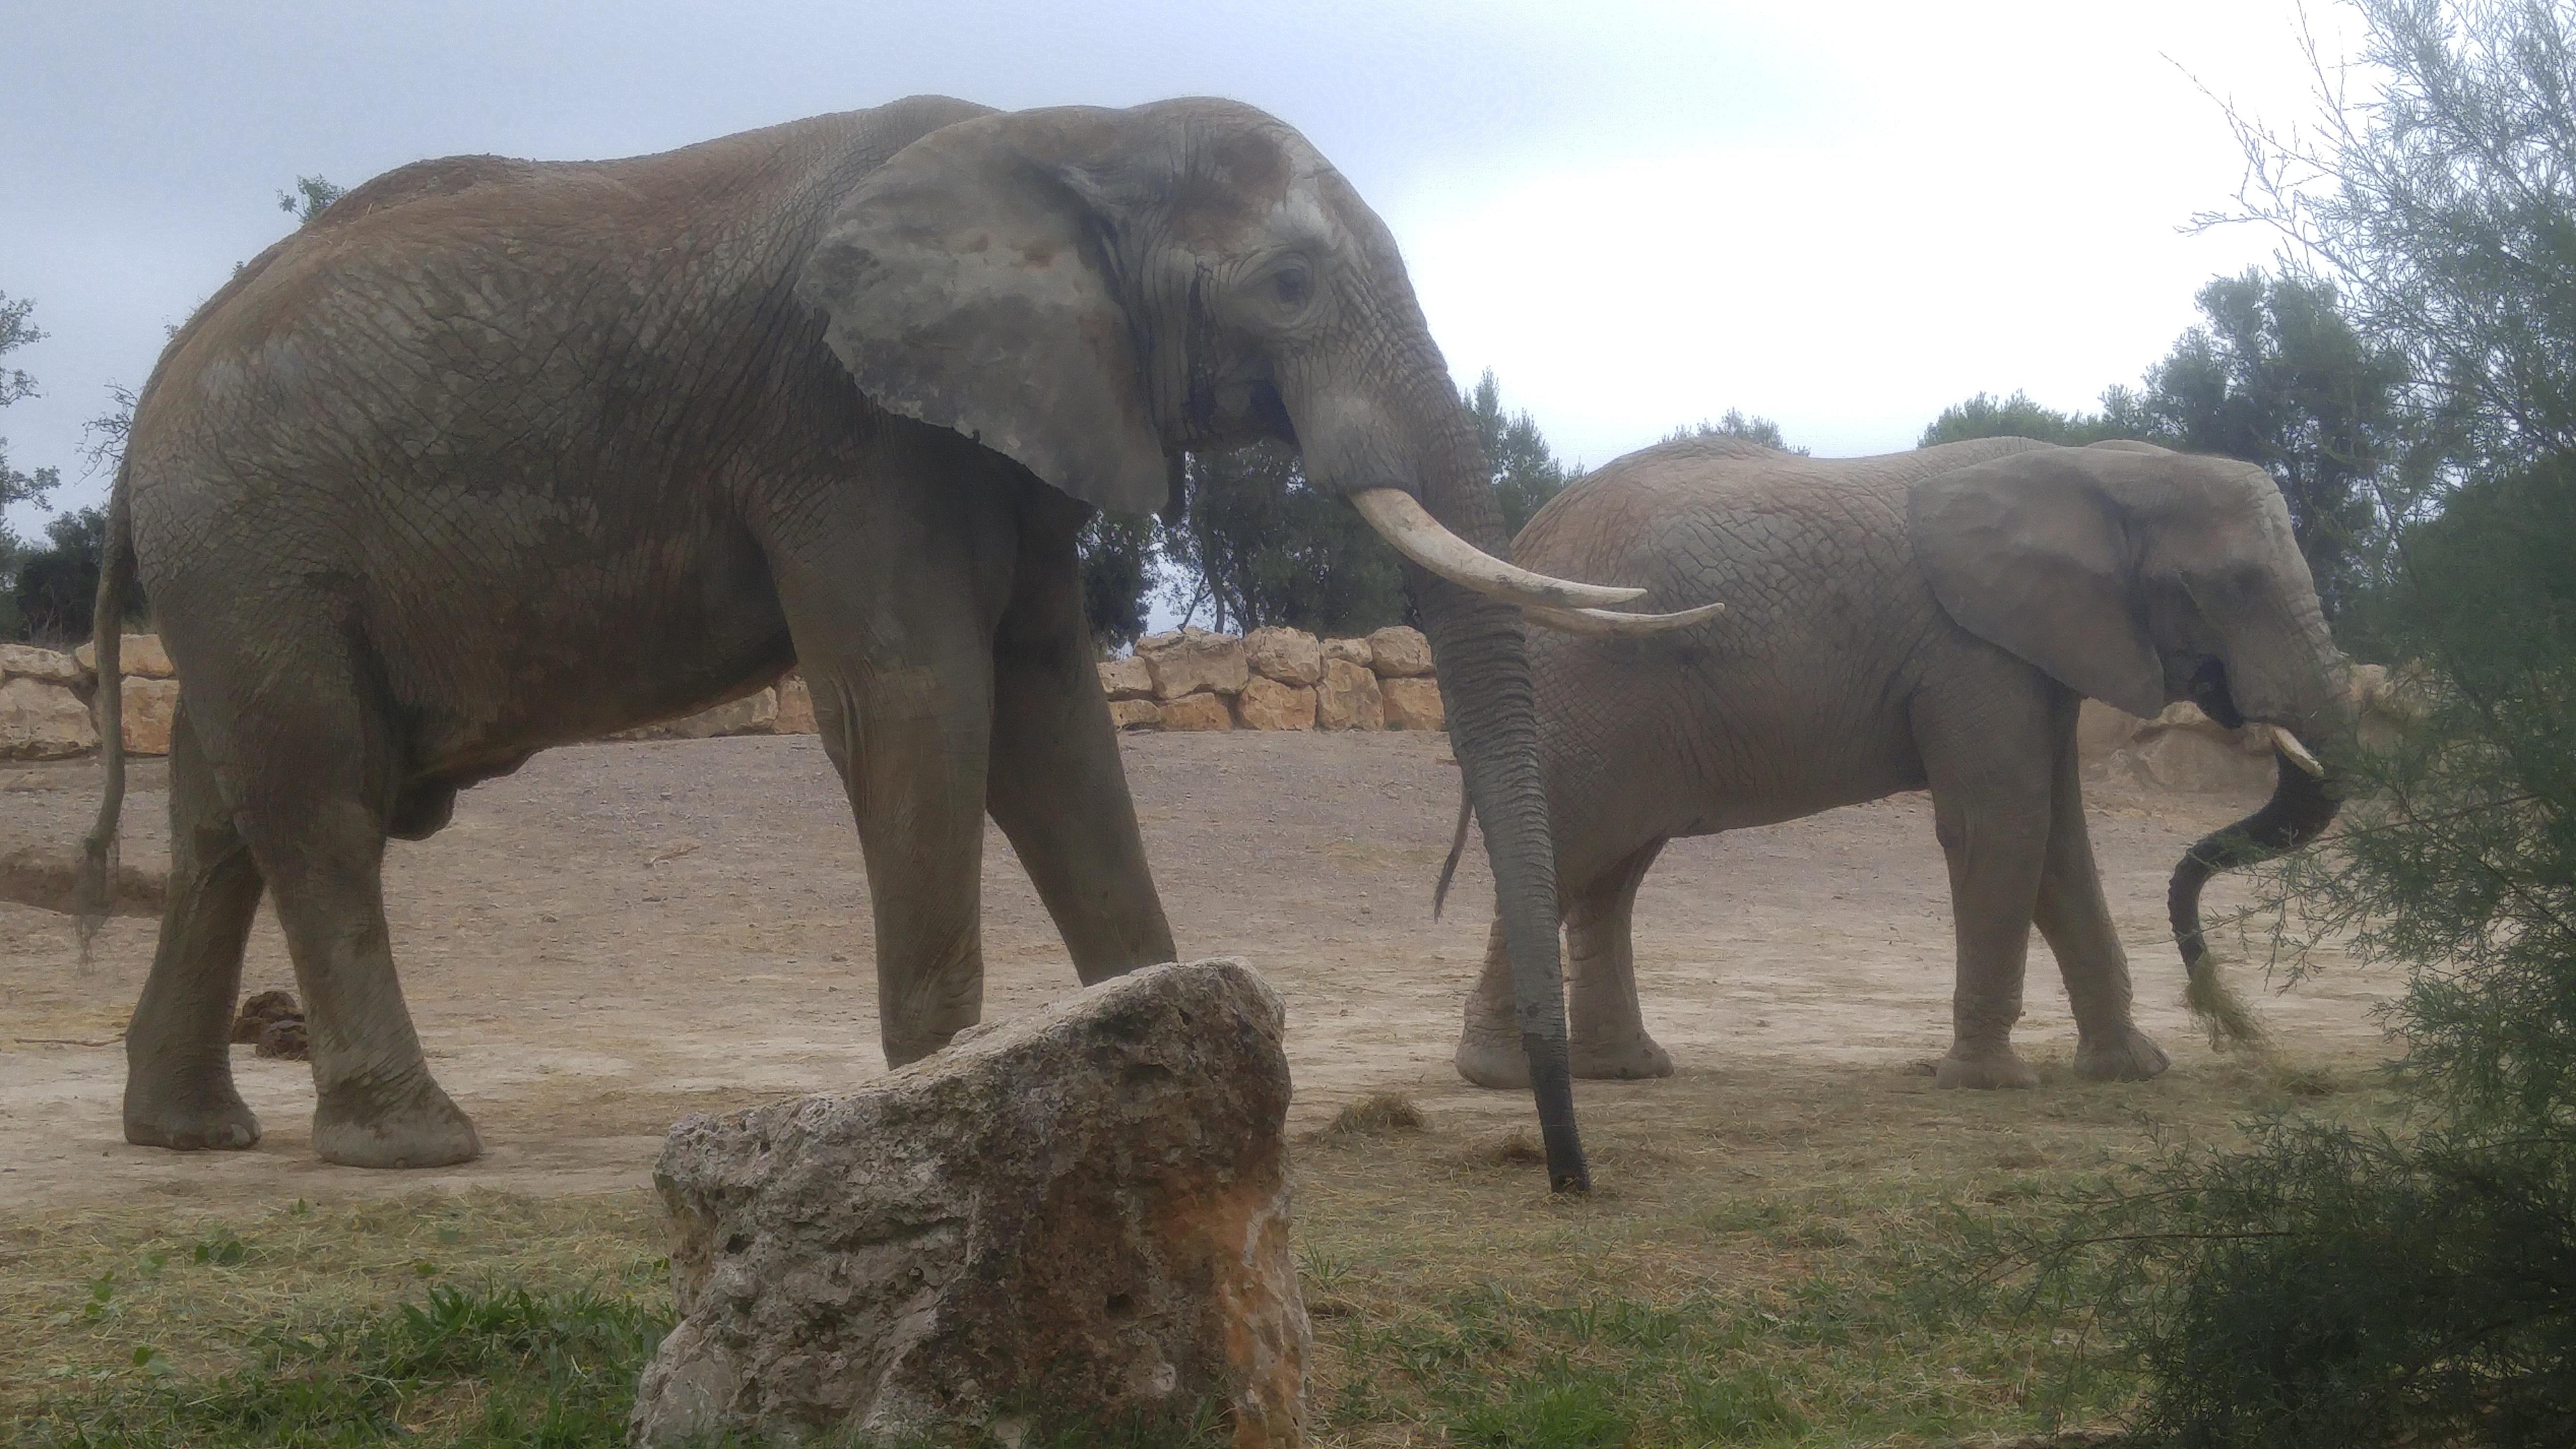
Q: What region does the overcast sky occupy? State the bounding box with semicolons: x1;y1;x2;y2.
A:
1;0;2357;535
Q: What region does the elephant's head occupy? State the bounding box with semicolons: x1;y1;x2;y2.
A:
1909;441;2351;1024
792;97;1672;1187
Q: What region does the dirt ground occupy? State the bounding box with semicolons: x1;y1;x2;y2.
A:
0;732;2397;1212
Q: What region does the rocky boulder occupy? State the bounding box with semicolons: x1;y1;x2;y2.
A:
121;677;181;756
0;644;85;684
1364;626;1433;678
613;689;779;741
775;674;818;735
1236;676;1316;731
1098;656;1156;701
75;633;177;678
1137;628;1250;700
1313;660;1383;732
1242;628;1322;687
1109;698;1164;731
1159;692;1234;732
630;959;1306;1449
1320;637;1372;670
0;677;98;760
1378;676;1445;731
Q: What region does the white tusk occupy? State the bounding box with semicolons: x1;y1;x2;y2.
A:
1523;600;1729;637
2267;725;2326;778
1350;487;1646;608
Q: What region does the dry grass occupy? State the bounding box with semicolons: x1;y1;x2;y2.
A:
1322;1092;1428;1137
0;1052;2408;1446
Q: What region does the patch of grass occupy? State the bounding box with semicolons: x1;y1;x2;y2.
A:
0;1057;2412;1446
1324;1092;1427;1137
10;1282;665;1447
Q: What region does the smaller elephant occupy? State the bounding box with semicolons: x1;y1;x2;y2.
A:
1447;436;2349;1090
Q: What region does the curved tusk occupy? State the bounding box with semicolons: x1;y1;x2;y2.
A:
2267;724;2326;778
1351;487;1646;608
1523;600;1728;637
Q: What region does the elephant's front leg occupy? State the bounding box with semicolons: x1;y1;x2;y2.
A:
769;475;1012;1068
984;499;1175;983
1920;692;2058;1089
2031;692;2171;1082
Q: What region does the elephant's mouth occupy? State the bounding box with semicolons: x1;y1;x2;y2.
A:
2186;656;2249;729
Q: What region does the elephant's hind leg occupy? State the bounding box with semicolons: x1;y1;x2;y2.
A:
123;702;267;1152
2032;696;2170;1082
202;650;480;1168
1565;839;1673;1080
1456;918;1532;1088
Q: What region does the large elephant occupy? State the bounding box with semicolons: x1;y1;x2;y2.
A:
81;97;1695;1180
1446;435;2348;1091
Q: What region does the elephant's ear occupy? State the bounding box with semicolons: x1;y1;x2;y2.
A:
1909;449;2167;718
797;110;1170;515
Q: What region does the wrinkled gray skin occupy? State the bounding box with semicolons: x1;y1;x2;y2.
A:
1452;436;2350;1091
93;96;1588;1179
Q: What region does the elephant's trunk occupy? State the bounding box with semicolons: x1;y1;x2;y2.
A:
1358;373;1587;1193
2167;748;2344;1039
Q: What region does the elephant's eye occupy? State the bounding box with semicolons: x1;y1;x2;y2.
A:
1272;263;1312;310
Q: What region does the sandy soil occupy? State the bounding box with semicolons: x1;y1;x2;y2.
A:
0;733;2396;1211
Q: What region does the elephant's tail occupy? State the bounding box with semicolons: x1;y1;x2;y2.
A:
1433;784;1473;920
2167;749;2344;1046
73;471;137;966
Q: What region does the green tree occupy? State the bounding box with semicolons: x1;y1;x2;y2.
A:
1075;509;1160;652
1979;6;2576;1442
1917;388;2121;448
0;291;60;519
1466;369;1581;533
2125;271;2408;615
1667;408;1808;455
277;175;346;227
1161;371;1579;635
1165;440;1410;635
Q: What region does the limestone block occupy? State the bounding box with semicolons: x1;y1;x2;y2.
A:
2077;699;2147;766
774;674;818;735
1098;656;1156;700
1109;698;1164;730
1320;637;1372;669
630;959;1306;1449
1314;660;1383;732
1378;676;1445;731
1159;692;1234;732
1138;628;1249;699
121;677;181;756
615;690;779;741
1364;625;1433;678
1235;676;1316;731
0;643;84;684
1242;628;1322;687
73;633;176;678
0;677;98;759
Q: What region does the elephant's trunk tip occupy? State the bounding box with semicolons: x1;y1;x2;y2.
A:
2182;955;2270;1050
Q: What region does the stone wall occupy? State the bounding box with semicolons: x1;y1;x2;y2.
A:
1101;625;1445;733
0;637;180;759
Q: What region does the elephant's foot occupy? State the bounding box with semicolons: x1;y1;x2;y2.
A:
1934;1044;2041;1090
2074;1025;2172;1082
1455;1016;1531;1090
1571;1033;1674;1081
124;1074;262;1152
313;1076;482;1169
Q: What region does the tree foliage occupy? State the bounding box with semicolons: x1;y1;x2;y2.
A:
1923;273;2407;617
1666;408;1807;455
1974;6;2576;1443
1075;508;1160;652
0;290;59;518
1146;370;1578;639
277;175;346;227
